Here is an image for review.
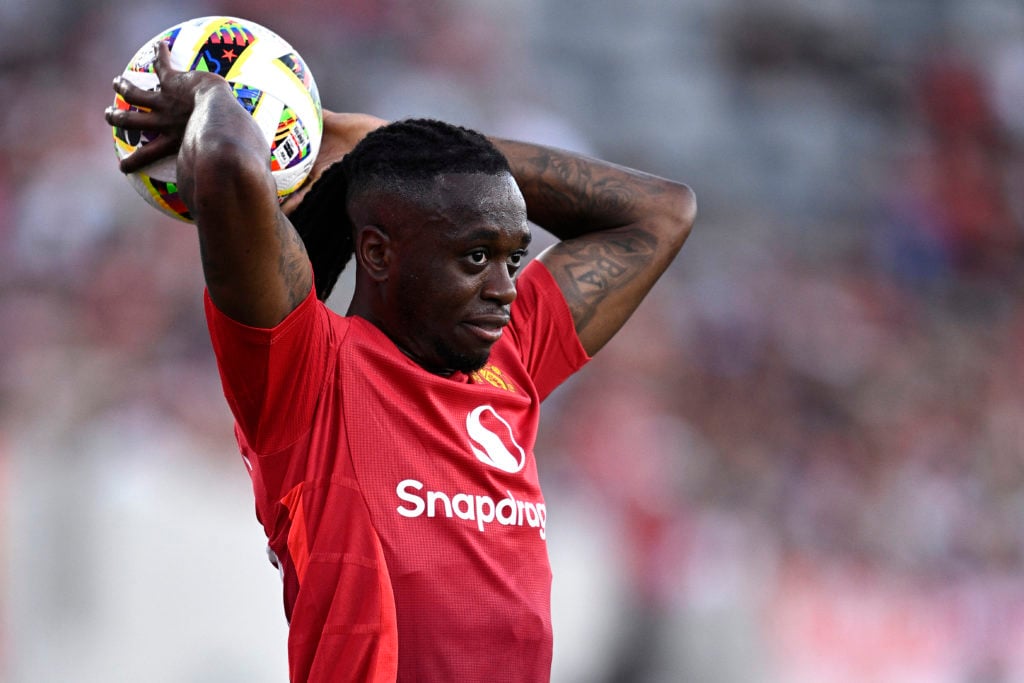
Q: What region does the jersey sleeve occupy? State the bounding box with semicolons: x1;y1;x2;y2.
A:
509;260;591;401
204;284;342;455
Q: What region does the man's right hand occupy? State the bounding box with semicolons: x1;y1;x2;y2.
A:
105;41;228;174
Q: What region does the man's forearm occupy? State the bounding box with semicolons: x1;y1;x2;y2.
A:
183;78;313;328
490;138;682;241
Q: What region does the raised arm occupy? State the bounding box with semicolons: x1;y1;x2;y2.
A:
492;139;697;355
106;42;310;328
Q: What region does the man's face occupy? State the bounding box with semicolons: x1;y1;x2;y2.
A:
385;172;531;375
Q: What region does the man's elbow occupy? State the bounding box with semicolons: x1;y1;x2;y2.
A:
660;181;697;253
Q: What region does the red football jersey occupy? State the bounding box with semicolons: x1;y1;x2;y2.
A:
204;261;590;682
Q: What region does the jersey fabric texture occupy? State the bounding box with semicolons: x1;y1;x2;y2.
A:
204;260;590;682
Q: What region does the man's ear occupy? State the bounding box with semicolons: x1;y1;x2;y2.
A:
355;225;392;282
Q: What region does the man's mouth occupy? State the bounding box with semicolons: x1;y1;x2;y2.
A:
461;315;510;343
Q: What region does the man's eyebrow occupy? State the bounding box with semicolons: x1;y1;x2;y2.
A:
459;228;533;247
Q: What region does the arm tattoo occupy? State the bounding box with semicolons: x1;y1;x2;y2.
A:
276;215;311;309
512;147;664;236
501;139;686;342
553;228;657;331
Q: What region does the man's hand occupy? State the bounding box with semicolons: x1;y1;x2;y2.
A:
105;41;228;174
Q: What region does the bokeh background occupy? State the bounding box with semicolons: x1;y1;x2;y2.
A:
3;0;1024;681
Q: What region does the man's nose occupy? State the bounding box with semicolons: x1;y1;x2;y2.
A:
483;264;517;305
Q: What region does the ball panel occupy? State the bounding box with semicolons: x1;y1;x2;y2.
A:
128;158;191;222
231;83;267;116
111;94;141;154
191;20;258;78
270;107;312;172
277;53;317;97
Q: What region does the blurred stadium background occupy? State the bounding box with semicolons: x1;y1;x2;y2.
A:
3;0;1024;681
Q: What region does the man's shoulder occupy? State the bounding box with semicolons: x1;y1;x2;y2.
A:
510;259;560;318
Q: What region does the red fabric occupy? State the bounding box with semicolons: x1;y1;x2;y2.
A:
205;260;589;682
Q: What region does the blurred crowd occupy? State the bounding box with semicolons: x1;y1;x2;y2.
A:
2;0;1023;681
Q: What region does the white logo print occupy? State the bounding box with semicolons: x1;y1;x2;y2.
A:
393;405;544;539
466;405;526;473
396;480;547;539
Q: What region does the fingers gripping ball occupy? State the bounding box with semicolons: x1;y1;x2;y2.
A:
111;16;323;222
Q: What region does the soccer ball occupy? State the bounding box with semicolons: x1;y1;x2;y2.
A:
111;16;323;222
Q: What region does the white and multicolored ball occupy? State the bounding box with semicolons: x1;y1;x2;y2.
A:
111;16;323;222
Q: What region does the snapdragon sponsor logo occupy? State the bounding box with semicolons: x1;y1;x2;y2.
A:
467;404;526;473
396;479;547;540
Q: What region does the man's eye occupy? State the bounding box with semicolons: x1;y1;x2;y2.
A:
468;251;487;265
508;252;526;268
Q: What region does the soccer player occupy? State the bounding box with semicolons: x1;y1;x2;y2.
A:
105;41;696;682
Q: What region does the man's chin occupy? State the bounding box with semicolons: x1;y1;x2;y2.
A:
443;347;491;375
454;355;490;375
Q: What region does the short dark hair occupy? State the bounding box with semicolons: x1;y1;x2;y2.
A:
288;118;512;301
